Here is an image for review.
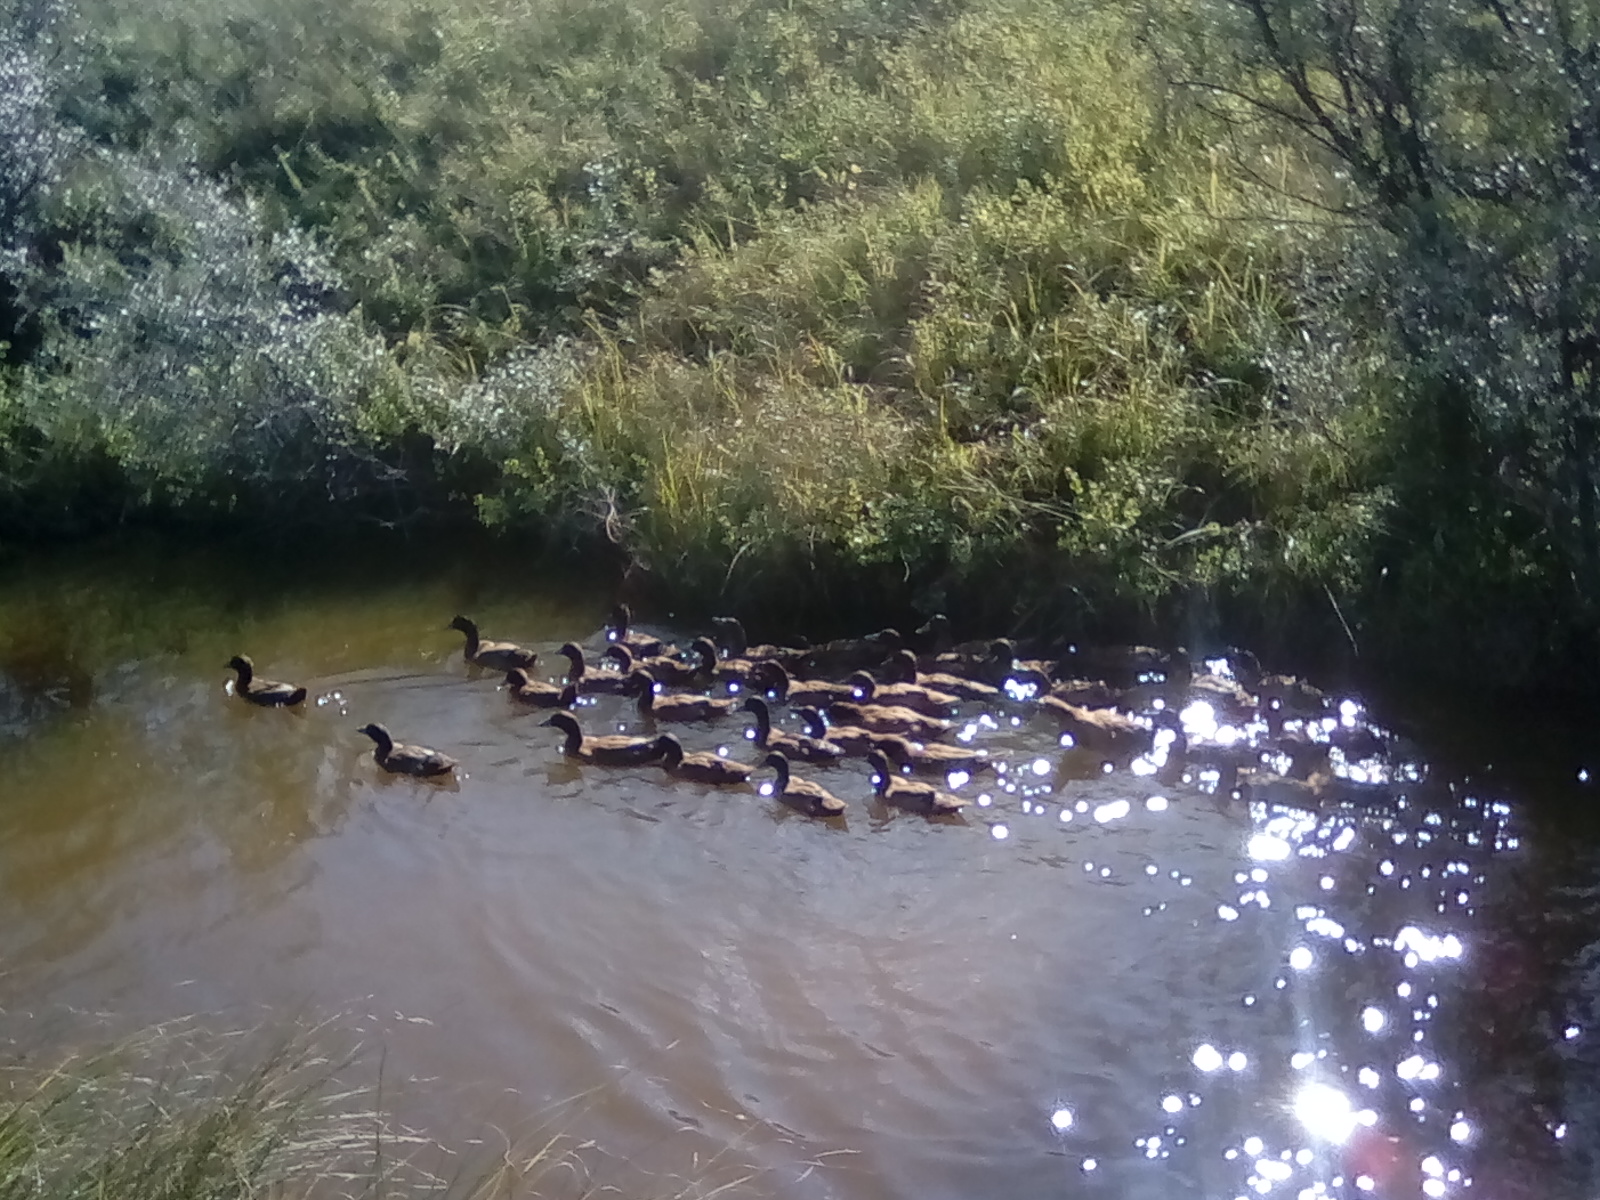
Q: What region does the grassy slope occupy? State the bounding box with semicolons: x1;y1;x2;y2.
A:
8;0;1542;679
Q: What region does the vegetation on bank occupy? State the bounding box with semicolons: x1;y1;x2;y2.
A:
0;0;1597;688
0;1019;756;1200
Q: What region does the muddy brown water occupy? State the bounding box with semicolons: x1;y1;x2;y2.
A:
2;537;1596;1199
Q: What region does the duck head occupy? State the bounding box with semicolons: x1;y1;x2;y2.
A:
865;749;894;794
357;723;393;753
227;655;254;683
653;733;685;767
847;671;878;701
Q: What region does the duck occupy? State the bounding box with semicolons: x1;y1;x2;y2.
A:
1229;649;1328;719
358;723;457;776
555;642;634;695
603;642;707;687
630;669;736;722
865;749;970;814
710;617;810;670
540;712;664;765
741;696;847;763
691;636;770;686
1047;677;1123;708
846;671;960;717
226;655;306;706
797;628;902;675
1231;765;1394;811
1041;697;1152;757
1273;728;1334;779
504;669;578;709
604;602;671;658
1152;710;1263;785
761;751;847;817
449;615;537;670
796;707;881;756
982;639;1056;691
871;734;994;777
884;649;1001;703
1062;643;1183;685
1185;672;1258;724
755;662;857;707
654;734;754;785
825;700;952;740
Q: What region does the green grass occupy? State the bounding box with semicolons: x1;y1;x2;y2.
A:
2;0;1590;687
0;1018;764;1200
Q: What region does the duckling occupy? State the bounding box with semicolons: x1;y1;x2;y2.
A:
797;628;903;675
555;642;634;695
710;617;810;670
1041;697;1151;757
741;696;846;764
871;734;994;777
631;668;736;722
825;700;951;740
604;602;670;658
504;669;578;709
449;615;537;671
540;712;664;765
756;662;857;707
796;707;881;756
226;655;306;706
846;670;960;717
603;642;706;687
654;734;754;785
865;749;970;815
358;723;457;776
761;751;847;817
884;649;1001;703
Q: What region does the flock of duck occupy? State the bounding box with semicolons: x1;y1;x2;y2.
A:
226;605;1392;820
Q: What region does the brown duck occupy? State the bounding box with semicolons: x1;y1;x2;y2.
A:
796;707;880;756
710;617;810;670
846;670;960;717
797;628;903;675
761;751;847;817
741;696;846;763
605;603;670;659
556;642;634;695
1040;697;1151;757
227;655;306;706
871;734;994;777
449;616;537;670
825;700;951;740
865;749;970;814
504;669;578;709
884;649;1001;703
654;734;754;785
755;662;856;707
631;669;736;722
358;723;457;776
604;642;706;687
540;712;664;765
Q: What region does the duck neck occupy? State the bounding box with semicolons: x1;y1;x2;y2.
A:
232;660;254;687
561;647;586;679
748;703;771;745
367;728;394;759
634;678;656;714
769;756;790;791
555;719;583;756
456;621;481;656
658;738;683;768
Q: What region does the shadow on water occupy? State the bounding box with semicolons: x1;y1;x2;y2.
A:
4;533;1600;1199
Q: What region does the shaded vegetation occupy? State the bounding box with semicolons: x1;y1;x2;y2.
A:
0;0;1597;689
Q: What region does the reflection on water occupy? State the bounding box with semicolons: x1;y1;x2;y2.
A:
0;538;1595;1199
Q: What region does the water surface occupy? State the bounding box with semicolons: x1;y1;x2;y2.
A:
1;537;1593;1199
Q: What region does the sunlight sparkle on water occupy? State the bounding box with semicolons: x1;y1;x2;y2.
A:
1295;1083;1357;1143
1395;927;1465;962
991;825;1010;841
1147;794;1169;811
1094;799;1131;823
1229;1051;1248;1071
1289;946;1314;970
1193;1044;1225;1072
1249;834;1293;861
1050;1107;1074;1131
1162;1094;1184;1114
1362;1006;1387;1032
1451;1119;1472;1143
